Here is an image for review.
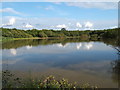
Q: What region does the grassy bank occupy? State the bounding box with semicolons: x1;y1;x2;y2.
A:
1;37;40;42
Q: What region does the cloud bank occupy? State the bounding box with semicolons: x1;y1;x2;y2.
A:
1;16;117;30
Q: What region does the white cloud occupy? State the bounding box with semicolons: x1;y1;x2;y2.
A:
0;8;23;15
2;17;16;27
9;17;16;25
76;22;82;28
85;21;93;28
24;23;34;28
66;2;117;10
10;49;17;55
56;24;68;28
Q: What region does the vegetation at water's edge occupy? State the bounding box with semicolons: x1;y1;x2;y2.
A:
0;28;119;41
2;70;97;89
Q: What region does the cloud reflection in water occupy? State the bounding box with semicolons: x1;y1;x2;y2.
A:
26;45;32;50
10;49;17;55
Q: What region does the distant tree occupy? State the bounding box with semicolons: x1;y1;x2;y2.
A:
12;28;17;30
38;31;47;37
61;28;67;31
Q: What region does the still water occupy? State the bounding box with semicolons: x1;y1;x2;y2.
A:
1;39;119;88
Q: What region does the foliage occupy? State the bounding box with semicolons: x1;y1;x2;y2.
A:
1;28;33;38
1;28;119;40
61;28;67;31
2;70;97;89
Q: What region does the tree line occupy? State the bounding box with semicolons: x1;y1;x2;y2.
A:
0;27;119;39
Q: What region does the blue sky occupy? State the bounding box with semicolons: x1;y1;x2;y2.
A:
0;2;118;30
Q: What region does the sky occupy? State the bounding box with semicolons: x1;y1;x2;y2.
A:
0;2;118;30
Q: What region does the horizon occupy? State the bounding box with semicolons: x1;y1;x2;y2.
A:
1;27;118;31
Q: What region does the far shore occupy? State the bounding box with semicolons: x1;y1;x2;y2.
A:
1;36;91;42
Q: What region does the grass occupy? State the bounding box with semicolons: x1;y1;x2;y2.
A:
1;37;40;42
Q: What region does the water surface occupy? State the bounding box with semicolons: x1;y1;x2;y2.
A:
1;39;119;88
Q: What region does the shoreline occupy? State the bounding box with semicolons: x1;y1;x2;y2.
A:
1;36;88;42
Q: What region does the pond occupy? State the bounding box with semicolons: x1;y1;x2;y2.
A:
1;39;119;88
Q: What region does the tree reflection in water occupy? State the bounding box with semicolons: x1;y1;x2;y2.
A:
111;29;120;88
